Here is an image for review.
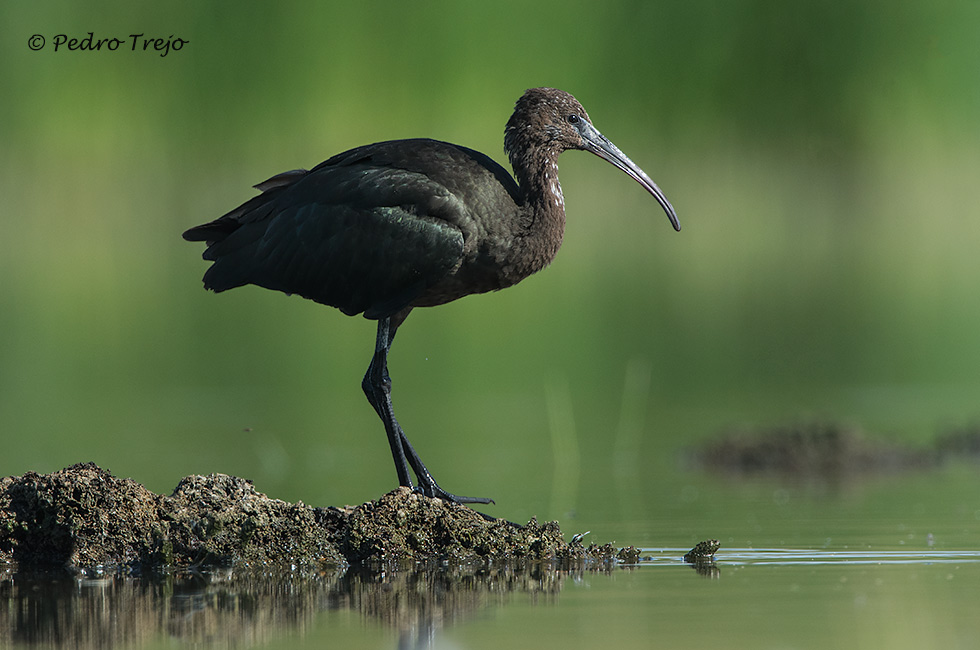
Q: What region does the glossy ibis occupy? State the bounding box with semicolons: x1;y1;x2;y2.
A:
183;87;679;505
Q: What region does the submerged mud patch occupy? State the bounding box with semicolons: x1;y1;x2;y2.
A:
690;420;937;476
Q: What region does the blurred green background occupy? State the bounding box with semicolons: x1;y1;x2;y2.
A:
2;0;978;532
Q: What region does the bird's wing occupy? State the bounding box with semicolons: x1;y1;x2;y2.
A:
191;163;467;320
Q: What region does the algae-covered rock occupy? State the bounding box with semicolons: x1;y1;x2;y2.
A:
0;463;626;572
0;463;344;569
338;487;589;564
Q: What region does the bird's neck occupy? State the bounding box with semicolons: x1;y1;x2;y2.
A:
508;146;567;274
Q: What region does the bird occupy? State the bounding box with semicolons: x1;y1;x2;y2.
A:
183;87;679;506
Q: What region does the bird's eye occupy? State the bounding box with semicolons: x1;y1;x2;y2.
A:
566;114;580;125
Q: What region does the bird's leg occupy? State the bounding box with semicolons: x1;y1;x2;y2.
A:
362;317;493;506
362;317;412;488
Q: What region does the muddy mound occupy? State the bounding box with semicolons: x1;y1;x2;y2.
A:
0;463;623;571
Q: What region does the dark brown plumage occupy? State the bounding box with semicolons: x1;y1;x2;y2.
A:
184;87;679;505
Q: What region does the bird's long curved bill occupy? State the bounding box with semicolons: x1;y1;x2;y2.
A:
581;122;681;231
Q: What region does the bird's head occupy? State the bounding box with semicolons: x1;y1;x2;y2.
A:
505;87;680;231
505;87;593;155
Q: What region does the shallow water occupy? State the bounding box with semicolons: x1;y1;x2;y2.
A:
4;461;980;650
3;543;979;649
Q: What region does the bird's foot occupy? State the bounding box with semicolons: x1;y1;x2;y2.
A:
413;484;495;506
407;484;517;524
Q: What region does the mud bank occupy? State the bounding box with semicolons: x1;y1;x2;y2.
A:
1;463;628;571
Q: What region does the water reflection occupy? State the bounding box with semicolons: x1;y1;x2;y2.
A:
0;561;614;649
7;548;977;648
